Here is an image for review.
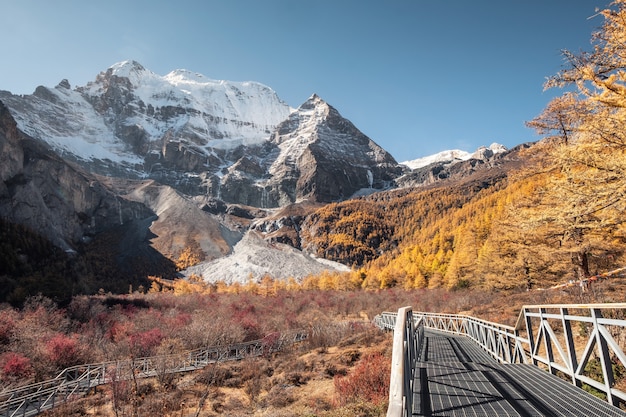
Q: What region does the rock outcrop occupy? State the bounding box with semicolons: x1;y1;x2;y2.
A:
396;143;530;189
197;95;406;207
0;100;153;251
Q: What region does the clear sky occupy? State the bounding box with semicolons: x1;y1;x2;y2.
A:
1;0;606;162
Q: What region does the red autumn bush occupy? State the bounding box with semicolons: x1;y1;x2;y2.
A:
2;352;33;381
129;328;163;357
45;333;81;369
333;351;390;406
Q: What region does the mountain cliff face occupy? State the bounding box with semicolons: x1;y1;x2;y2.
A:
217;94;403;206
0;100;152;251
0;61;402;207
269;94;402;202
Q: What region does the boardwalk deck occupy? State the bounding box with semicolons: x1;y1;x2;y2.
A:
413;330;626;417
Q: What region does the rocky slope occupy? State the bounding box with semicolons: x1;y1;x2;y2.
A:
0;100;152;252
184;230;350;284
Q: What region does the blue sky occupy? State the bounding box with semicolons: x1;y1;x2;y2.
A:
1;0;605;161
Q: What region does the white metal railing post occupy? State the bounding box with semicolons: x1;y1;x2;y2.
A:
524;307;537;366
593;308;616;406
561;307;579;387
404;308;414;416
386;306;410;417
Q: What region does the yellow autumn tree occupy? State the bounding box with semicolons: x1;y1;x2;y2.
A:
523;0;626;280
175;241;205;271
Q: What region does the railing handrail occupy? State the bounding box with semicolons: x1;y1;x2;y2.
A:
376;307;423;417
514;302;626;330
422;311;517;332
376;303;626;417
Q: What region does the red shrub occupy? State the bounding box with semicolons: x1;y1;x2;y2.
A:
333;352;390;406
2;352;33;380
45;334;81;369
106;320;134;343
129;328;163;357
173;312;192;326
231;303;262;341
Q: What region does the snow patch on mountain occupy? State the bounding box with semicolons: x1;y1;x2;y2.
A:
4;81;144;165
0;60;293;167
83;60;294;148
401;143;507;170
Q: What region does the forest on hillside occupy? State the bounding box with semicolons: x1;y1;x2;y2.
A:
305;0;626;292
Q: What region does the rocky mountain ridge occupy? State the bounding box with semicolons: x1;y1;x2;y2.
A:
0;101;153;252
396;142;517;189
0;61;519;293
0;61;402;207
400;143;507;170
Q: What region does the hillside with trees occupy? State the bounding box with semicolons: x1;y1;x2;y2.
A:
301;0;626;293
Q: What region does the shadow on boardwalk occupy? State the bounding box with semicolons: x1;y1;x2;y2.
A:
413;330;626;417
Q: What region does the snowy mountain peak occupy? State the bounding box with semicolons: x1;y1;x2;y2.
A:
108;60;151;81
0;61;403;207
299;93;328;111
480;142;507;154
164;68;207;84
401;143;507;170
470;143;507;160
306;93;322;102
263;94;401;203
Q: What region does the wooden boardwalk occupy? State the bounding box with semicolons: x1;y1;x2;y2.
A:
413;330;626;417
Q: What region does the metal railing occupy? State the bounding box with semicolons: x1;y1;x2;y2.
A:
0;331;306;417
380;307;424;417
419;312;528;365
375;303;626;416
517;304;626;407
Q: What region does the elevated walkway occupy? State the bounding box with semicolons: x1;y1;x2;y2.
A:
376;304;626;417
415;329;625;416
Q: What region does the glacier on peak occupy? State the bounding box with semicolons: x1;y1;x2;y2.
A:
401;143;507;170
109;60;149;77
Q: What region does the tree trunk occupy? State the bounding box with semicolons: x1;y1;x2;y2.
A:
573;249;590;281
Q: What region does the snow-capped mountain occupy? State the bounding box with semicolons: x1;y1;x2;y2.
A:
0;60;523;291
199;93;403;207
396;142;514;189
0;61;402;207
0;61;291;167
400;143;507;170
269;95;399;188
